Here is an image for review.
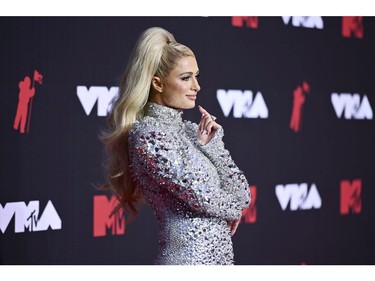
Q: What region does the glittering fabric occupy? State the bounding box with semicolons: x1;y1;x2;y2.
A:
128;102;251;265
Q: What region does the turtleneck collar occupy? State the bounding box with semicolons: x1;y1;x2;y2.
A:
144;102;183;124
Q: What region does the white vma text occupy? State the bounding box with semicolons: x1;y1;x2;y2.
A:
77;86;119;116
331;93;373;120
275;183;322;211
282;17;324;29
217;89;268;118
0;200;62;233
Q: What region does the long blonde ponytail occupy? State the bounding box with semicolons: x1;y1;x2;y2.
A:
101;27;195;219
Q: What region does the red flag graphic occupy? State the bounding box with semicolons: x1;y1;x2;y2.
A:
33;70;43;85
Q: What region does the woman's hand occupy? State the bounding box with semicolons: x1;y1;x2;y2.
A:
228;218;241;236
197;105;221;145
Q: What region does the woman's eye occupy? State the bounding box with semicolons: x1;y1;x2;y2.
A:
182;76;190;81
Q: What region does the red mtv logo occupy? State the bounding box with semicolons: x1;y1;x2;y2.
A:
13;70;43;134
241;185;257;223
232;17;258;29
93;195;125;237
342;17;364;39
340;179;362;215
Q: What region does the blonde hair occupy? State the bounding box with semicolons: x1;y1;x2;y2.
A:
101;27;195;219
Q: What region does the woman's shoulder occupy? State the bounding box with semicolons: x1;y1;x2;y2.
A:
129;116;168;140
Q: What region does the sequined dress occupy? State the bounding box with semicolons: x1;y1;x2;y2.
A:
128;102;251;265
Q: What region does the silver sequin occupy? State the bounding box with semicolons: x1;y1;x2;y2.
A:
128;102;251;265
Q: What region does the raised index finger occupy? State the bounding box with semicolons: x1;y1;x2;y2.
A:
198;105;210;116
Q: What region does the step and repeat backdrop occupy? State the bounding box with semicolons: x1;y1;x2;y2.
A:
1;16;374;265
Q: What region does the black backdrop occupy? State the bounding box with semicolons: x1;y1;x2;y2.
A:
1;16;375;265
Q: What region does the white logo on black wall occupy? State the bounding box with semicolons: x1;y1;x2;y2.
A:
0;200;62;233
331;93;373;120
217;89;268;118
275;183;322;211
77;86;119;116
282;16;324;29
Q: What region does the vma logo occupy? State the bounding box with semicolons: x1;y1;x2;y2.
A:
93;195;125;237
342;17;364;39
217;89;268;118
282;16;324;29
0;200;62;234
290;81;310;133
241;185;257;223
13;70;43;134
331;93;373;120
232;17;258;28
340;179;362;215
275;183;322;211
77;86;119;116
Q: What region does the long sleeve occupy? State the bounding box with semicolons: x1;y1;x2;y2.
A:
128;121;244;221
184;121;251;210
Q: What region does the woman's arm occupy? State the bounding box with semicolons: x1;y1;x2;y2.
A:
128;120;244;221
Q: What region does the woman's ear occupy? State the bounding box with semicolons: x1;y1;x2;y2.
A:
151;76;163;93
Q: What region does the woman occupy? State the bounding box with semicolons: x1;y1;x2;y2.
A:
102;27;251;265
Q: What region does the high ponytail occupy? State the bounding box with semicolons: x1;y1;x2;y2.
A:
100;27;195;219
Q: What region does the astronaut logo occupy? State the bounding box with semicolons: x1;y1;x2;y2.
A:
290;81;310;133
13;70;43;134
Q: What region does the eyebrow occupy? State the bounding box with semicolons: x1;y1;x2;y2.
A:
179;70;200;76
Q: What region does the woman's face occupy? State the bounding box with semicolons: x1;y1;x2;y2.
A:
155;56;201;110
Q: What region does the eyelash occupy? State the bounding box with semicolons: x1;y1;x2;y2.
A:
182;74;200;81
